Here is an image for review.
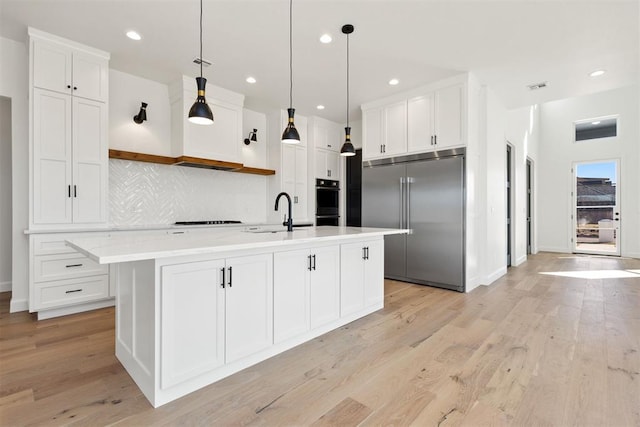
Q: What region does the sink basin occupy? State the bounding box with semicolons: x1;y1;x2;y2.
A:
243;227;303;234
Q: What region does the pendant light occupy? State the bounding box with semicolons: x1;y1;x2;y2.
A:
188;0;214;125
281;0;300;144
340;24;356;156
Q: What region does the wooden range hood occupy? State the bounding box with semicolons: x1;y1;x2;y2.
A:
109;150;275;176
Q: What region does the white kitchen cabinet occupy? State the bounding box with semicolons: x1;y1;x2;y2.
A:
170;76;244;163
161;260;226;389
362;78;467;160
309;116;340;152
315;149;340;180
362;101;407;160
340;239;384;316
268;110;309;223
32;89;108;226
273;245;340;343
32;35;109;102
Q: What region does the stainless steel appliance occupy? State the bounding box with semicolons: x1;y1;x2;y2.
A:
316;179;339;226
362;148;465;292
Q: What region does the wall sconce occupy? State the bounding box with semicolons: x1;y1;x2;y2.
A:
244;129;258;145
133;102;148;124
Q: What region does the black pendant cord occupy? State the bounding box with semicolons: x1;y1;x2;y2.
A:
199;0;203;79
346;31;349;128
289;0;293;109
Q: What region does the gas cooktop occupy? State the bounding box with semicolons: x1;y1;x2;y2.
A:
174;220;242;226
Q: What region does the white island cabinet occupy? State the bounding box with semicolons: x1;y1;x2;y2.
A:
66;226;407;407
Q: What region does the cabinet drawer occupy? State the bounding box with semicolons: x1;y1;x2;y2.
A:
34;275;109;310
32;232;109;255
34;253;107;283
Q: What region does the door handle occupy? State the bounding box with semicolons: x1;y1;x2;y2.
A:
399;177;405;229
308;254;312;271
220;267;226;288
73;185;77;198
312;254;316;270
407;177;414;234
434;135;437;145
228;266;232;287
68;185;71;198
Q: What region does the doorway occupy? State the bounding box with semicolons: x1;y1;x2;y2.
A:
0;96;12;291
573;160;620;256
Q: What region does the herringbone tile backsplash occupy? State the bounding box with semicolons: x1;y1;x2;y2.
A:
109;159;268;225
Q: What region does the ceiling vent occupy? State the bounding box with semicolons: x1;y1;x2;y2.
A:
193;57;212;67
527;81;548;91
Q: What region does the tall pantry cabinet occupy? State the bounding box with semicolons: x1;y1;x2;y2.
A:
28;28;111;318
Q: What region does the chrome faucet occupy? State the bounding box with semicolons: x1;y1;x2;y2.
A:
274;192;294;232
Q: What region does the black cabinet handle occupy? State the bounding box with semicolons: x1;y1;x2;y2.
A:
362;246;369;260
228;266;232;287
73;86;77;91
65;289;82;294
312;254;316;271
68;185;71;198
73;185;77;198
434;135;437;145
67;85;71;89
220;267;225;288
65;264;83;268
308;254;312;271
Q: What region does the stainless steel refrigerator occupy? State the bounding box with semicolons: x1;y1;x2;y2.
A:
362;149;465;292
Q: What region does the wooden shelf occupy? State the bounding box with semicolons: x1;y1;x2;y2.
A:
108;149;276;176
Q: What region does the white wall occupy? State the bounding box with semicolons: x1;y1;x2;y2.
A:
0;97;12;291
538;86;639;257
0;36;29;312
241;108;267;168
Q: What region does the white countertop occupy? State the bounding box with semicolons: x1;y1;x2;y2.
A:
66;226;408;264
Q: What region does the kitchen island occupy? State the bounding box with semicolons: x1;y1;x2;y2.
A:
67;226;407;407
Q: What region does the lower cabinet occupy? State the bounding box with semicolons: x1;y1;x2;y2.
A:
160;253;273;389
273;245;340;343
340;239;384;317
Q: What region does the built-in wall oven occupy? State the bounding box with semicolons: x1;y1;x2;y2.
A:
316;179;339;226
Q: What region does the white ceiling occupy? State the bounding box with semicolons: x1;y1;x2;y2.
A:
1;0;638;123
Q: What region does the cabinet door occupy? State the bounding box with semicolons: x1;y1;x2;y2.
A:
225;254;273;363
32;89;73;225
407;94;435;153
340;241;365;316
315;149;328;179
72;97;108;224
434;84;465;149
326;151;340;180
32;39;72;95
71;51;109;102
310;245;340;329
273;249;310;343
363;239;385;308
362;107;383;160
293;145;308;221
161;260;226;389
383;101;407;156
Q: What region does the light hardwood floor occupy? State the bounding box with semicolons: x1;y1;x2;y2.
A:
1;252;639;426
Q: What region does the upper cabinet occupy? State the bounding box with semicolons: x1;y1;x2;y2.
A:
32;33;109;103
29;28;110;229
169;76;244;163
362;76;468;161
309;116;342;180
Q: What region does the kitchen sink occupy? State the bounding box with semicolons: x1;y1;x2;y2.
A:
243;225;308;234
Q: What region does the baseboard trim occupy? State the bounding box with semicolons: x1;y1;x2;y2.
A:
486;266;507;285
0;281;11;292
36;298;115;320
10;297;28;313
514;255;527;266
537;246;570;254
624;252;640;260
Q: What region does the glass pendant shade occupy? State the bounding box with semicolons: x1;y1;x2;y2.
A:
340;126;356;156
188;77;214;125
281;108;301;144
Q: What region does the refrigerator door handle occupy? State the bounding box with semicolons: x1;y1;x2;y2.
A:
407;177;414;234
399;177;405;229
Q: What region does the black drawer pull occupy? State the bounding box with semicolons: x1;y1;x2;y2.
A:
228;266;232;287
65;264;83;268
65;289;83;294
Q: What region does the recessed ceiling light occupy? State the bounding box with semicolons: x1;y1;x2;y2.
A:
316;105;325;110
126;30;142;41
246;76;256;84
388;78;399;86
589;70;606;77
319;34;332;44
591;121;601;125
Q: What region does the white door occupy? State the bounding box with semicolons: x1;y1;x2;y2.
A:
434;84;464;149
362;107;383;160
32;40;72;95
32;89;73;225
383;101;408;156
340;241;365;316
225;254;273;363
310;245;340;329
407;94;435;153
71;50;109;102
573;160;620;256
363;239;385;308
273;249;310;343
72;97;108;224
160;260;226;389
